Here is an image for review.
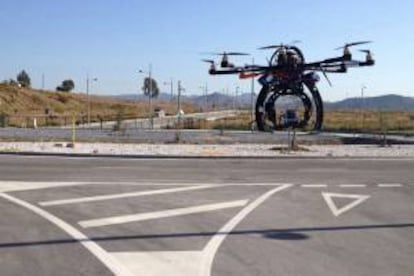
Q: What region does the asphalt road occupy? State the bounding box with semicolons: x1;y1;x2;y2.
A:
0;156;413;275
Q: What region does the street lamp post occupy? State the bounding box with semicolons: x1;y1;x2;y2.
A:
163;79;174;100
199;84;208;111
234;86;240;110
86;76;98;127
250;58;255;131
139;64;154;129
177;81;185;127
361;85;367;131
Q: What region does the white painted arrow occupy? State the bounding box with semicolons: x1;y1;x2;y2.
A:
322;192;370;217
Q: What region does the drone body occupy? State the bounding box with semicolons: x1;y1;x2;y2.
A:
204;42;375;131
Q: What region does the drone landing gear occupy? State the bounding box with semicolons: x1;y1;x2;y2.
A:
255;84;323;131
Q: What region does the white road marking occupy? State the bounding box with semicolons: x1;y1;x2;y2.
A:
79;200;249;228
200;184;292;276
378;183;403;188
322;192;370;217
104;184;292;276
111;251;203;276
0;181;86;193
39;185;218;206
102;182;293;187
339;184;367;188
301;184;327;188
0;193;134;276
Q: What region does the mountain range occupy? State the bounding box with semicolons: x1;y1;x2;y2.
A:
115;93;414;111
325;94;414;110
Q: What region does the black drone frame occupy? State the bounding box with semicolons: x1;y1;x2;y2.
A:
204;41;375;131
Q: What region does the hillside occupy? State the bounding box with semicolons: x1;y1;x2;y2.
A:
119;92;414;111
325;94;414;110
0;84;196;127
117;92;257;110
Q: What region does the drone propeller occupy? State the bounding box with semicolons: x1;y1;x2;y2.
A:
359;49;372;54
335;41;372;50
201;59;215;64
258;44;286;50
206;52;250;56
259;41;300;50
359;49;374;64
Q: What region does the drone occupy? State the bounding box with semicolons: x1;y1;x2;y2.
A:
203;41;375;131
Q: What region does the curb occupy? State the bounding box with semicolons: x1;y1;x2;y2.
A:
1;151;414;160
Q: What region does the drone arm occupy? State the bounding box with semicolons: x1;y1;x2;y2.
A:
209;67;245;75
358;60;375;66
304;55;349;69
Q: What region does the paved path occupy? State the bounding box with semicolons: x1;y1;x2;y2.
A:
0;156;413;275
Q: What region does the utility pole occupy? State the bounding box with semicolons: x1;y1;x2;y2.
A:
177;81;185;129
199;83;208;111
163;79;174;100
139;64;154;129
204;83;208;111
250;58;255;130
86;75;98;127
234;86;239;110
361;85;367;131
149;64;153;129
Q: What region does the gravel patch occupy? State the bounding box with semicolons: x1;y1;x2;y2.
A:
1;142;414;158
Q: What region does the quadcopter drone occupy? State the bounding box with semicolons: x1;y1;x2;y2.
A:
203;41;375;131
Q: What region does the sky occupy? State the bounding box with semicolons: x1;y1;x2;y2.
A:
0;0;413;101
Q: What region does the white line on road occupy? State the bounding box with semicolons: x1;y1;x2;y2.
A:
0;181;86;193
0;193;134;276
97;182;293;187
378;183;403;188
200;184;292;276
339;184;367;188
322;192;370;217
39;185;218;206
79;200;249;228
301;184;328;188
111;251;203;276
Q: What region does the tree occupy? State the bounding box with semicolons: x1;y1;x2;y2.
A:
17;70;31;88
142;77;160;98
56;79;75;92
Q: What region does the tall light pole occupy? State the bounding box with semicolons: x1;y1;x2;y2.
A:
361;85;367;131
177;81;185;128
163;79;174;100
86;76;98;127
234;86;240;110
199;84;208;111
139;64;154;129
250;58;256;130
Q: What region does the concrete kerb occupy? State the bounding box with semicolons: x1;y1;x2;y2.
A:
2;138;414;159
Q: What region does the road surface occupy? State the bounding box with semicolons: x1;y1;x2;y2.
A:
0;156;413;275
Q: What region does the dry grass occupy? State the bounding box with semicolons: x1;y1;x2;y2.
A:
0;84;196;127
1;83;412;132
200;109;414;132
324;109;414;132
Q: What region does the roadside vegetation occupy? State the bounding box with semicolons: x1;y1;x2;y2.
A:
0;83;196;127
323;109;414;133
198;110;414;133
1;81;413;133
